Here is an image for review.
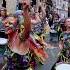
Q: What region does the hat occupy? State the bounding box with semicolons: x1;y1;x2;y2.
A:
14;10;23;16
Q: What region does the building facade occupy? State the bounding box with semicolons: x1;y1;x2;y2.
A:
52;0;68;19
6;0;17;14
0;0;68;18
0;0;3;8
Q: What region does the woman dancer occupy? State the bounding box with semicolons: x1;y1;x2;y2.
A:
2;0;48;70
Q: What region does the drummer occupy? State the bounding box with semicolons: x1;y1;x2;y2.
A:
0;7;8;65
0;7;8;38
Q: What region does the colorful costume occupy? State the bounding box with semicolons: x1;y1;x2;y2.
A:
59;32;70;63
1;9;48;70
51;32;70;70
52;32;70;66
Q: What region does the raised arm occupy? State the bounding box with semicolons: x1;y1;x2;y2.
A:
22;0;31;40
59;40;64;50
59;33;64;50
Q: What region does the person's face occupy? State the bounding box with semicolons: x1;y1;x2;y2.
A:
0;10;6;17
65;18;70;27
4;16;17;34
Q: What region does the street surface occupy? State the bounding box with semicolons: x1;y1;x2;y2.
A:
35;41;60;70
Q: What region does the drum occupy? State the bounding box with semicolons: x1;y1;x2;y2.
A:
55;64;70;70
0;33;8;64
0;31;8;55
0;30;8;45
0;38;8;45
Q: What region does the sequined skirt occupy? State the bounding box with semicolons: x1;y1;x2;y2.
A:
4;48;36;70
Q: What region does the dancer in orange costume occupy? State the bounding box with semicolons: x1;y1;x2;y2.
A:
2;0;48;70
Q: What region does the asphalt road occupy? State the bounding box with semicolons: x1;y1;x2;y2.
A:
35;42;60;70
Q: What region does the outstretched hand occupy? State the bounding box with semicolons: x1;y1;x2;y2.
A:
22;0;30;10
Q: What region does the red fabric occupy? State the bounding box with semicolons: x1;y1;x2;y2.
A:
28;37;48;59
8;31;48;62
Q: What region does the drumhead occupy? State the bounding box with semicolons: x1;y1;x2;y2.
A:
0;38;8;45
56;64;70;70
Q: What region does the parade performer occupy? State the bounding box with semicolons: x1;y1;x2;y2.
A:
59;18;70;63
2;0;48;70
0;7;8;38
0;7;8;56
51;17;70;70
